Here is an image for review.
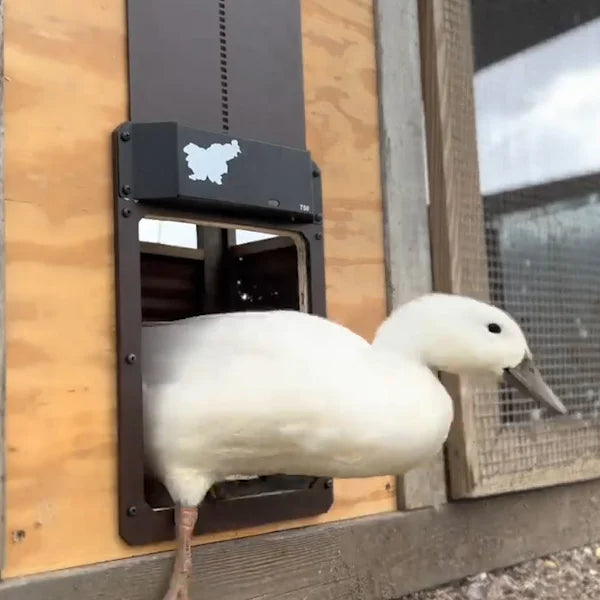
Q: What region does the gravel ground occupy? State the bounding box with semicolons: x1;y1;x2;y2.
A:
400;544;600;600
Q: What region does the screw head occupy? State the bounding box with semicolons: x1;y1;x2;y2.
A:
120;131;131;142
121;184;132;196
315;232;323;241
315;213;323;223
125;353;137;364
127;506;137;517
312;167;321;178
121;207;132;218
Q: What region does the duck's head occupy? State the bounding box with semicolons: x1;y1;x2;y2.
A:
374;293;567;415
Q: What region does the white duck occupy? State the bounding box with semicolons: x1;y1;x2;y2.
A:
142;292;567;600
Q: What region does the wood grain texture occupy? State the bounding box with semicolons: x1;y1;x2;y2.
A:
3;476;600;600
3;0;394;578
0;0;6;572
3;0;129;578
418;0;495;499
303;0;388;340
374;0;447;510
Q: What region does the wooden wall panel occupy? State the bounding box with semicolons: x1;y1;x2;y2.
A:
303;0;389;341
3;0;394;578
4;0;128;578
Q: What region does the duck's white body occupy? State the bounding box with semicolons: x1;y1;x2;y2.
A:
144;293;566;600
142;309;453;505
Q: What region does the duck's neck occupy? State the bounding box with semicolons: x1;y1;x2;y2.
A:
371;304;431;366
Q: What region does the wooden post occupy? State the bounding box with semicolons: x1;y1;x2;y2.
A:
375;0;447;509
418;0;491;498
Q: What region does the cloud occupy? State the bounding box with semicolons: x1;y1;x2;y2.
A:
475;18;600;195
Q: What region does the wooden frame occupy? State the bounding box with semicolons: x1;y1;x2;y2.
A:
419;0;600;498
419;0;496;499
374;0;446;510
3;476;600;599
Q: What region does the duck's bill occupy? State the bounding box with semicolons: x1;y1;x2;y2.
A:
503;356;568;415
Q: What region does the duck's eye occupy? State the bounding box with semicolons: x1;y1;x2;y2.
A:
488;323;502;334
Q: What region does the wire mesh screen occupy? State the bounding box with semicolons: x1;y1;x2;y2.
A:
478;191;600;480
466;1;600;485
423;0;600;494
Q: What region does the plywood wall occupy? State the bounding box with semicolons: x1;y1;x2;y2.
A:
3;0;394;577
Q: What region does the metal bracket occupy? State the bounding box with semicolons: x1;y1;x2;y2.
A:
113;121;333;545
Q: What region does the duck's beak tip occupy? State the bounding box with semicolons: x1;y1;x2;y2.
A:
503;356;567;415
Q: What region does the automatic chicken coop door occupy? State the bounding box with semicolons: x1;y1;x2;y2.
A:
113;0;332;546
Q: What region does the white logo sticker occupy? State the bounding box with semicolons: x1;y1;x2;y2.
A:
182;139;241;185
